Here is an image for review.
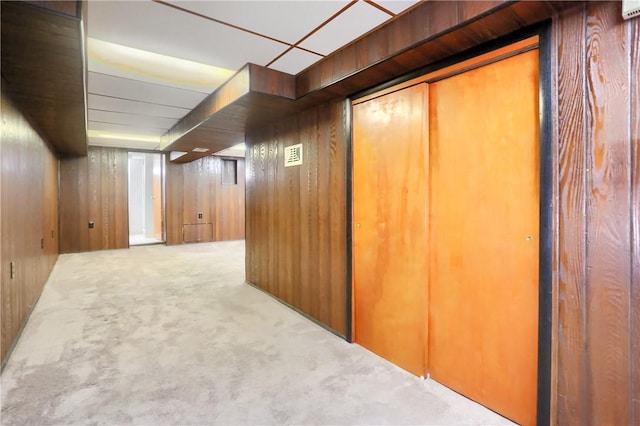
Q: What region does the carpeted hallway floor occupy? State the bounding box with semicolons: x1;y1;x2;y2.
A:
1;241;514;425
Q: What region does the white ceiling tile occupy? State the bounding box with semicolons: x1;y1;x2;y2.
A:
299;1;390;56
87;0;289;70
268;48;323;75
88;110;177;129
167;1;349;45
372;0;421;15
88;136;161;150
88;95;189;120
88;121;168;137
87;38;234;94
88;72;207;109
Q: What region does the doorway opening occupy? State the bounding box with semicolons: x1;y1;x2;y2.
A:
128;152;164;246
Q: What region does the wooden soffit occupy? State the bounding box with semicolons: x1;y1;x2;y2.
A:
165;0;580;163
1;1;87;157
161;64;298;162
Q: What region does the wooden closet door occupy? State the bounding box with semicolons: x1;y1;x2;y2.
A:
428;49;540;426
352;84;429;377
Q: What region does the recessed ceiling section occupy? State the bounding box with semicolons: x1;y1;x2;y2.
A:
88;110;177;130
88;38;234;94
88;121;168;137
88;72;208;109
88;136;161;151
373;0;422;15
165;0;350;45
84;0;428;153
298;1;390;55
269;48;324;75
88;95;189;120
87;0;290;70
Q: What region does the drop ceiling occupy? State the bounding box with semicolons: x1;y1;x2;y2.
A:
86;0;421;152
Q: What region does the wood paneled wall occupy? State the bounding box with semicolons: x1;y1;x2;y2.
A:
59;146;128;253
244;1;638;421
245;101;348;336
1;92;59;363
165;156;245;245
554;3;639;424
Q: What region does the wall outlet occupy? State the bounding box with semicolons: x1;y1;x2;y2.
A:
10;262;15;279
198;213;203;219
88;221;95;229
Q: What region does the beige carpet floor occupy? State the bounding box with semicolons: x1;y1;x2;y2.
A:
1;241;514;425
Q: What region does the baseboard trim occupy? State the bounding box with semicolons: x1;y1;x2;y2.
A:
244;280;347;342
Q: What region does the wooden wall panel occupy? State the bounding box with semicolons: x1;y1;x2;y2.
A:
555;5;589;423
59;146;128;253
1;91;59;364
631;11;640;425
584;5;631;423
243;1;637;421
245;101;348;336
554;3;639;424
165;156;245;245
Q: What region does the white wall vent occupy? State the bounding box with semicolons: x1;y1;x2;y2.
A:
623;0;640;19
284;143;303;167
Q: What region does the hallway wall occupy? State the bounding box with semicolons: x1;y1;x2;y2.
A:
59;146;129;253
553;3;639;424
165;155;245;245
244;2;639;423
0;91;59;363
245;101;348;336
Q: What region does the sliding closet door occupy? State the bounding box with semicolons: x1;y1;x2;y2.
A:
352;84;429;377
428;49;540;425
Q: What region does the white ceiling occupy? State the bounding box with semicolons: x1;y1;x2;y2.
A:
86;0;421;152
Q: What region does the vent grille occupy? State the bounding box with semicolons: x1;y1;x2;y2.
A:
623;0;640;19
284;143;303;167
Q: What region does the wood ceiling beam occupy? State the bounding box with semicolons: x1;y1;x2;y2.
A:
161;64;295;156
1;1;87;157
163;0;581;163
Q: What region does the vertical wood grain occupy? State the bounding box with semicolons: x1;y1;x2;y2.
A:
555;2;638;423
330;102;348;330
630;13;640;426
555;4;589;424
584;4;631;423
164;158;184;245
245;100;348;336
1;91;59;363
164;156;245;245
59;146;128;253
317;107;331;324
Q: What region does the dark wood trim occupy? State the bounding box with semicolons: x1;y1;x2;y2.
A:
162;64;296;154
151;0;313;54
163;1;579;164
289;1;358;52
537;20;554;426
296;1;577;99
1;1;87;157
365;0;395;17
345;98;354;343
351;35;539;103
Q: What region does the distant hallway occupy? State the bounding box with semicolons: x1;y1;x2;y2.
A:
1;241;513;425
